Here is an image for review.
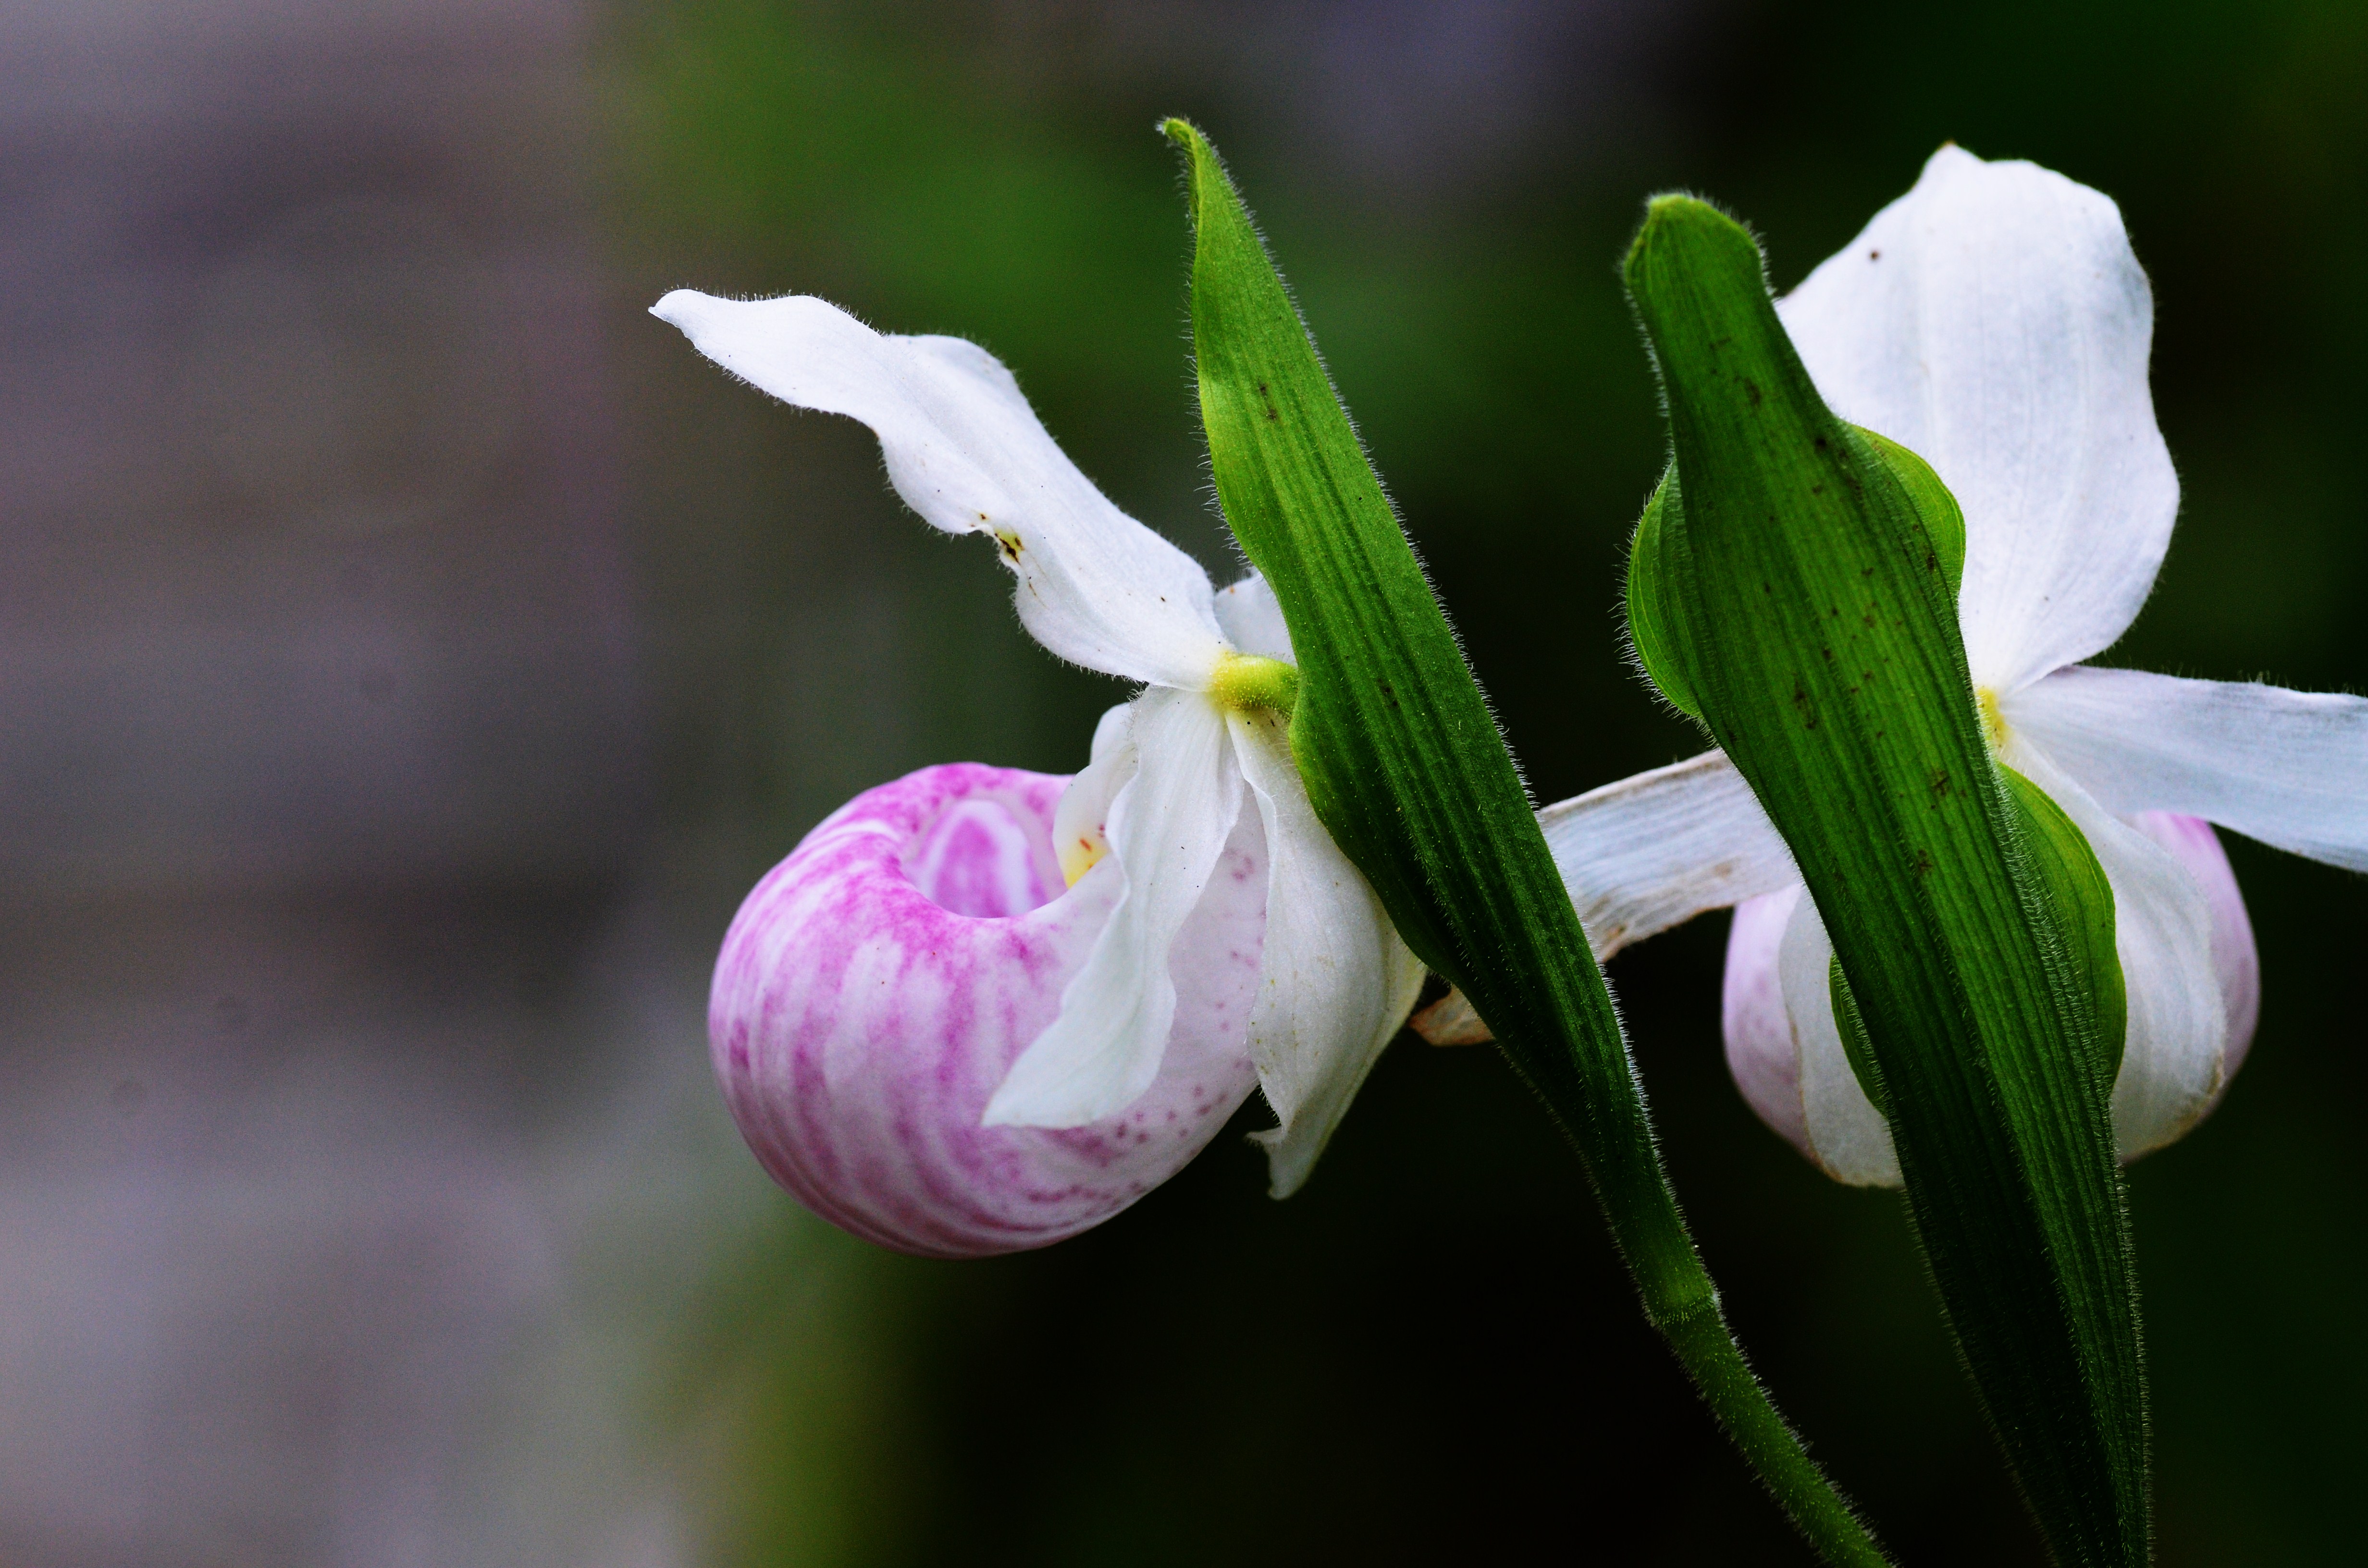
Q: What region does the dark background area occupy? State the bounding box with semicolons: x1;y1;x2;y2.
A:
2;1;2359;1563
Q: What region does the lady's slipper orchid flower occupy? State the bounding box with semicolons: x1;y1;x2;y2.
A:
1471;147;2367;1184
655;290;1424;1254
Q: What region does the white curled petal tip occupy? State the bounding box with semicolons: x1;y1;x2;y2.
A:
984;687;1245;1129
1777;146;2176;692
1227;709;1426;1198
708;761;1263;1258
651;289;1225;688
2007;666;2368;872
1540;749;1801;963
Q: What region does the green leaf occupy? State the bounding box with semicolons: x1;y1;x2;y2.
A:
1625;470;1707;723
1628;427;1961;725
1165;120;1888;1567
1624;194;2146;1566
2002;767;2128;1086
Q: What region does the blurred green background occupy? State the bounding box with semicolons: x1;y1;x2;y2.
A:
616;2;2366;1563
11;0;2348;1563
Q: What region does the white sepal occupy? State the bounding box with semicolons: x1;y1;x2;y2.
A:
1778;146;2176;694
652;291;1228;689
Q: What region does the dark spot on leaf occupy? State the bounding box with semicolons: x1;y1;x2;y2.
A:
1912;847;1936;877
1744;378;1763;407
1929;768;1954;803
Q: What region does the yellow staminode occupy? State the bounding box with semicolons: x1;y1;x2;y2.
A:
1977;686;2009;753
1208;651;1299;717
1059;824;1109;888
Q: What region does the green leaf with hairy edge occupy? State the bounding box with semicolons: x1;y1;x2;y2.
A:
1629;427;1962;728
2003;769;2128;1085
1163;120;1889;1568
1626;472;1706;723
1624;194;2146;1566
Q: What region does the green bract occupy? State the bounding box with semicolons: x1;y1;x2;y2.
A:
1165;121;1887;1566
1624;196;2145;1566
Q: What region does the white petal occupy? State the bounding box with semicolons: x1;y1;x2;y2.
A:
1050;702;1136;887
1213;571;1296;662
1779;892;1901;1186
2132;811;2260;1089
1722;885;1812;1157
653;291;1226;688
1778;147;2176;692
985;687;1242;1127
2003;739;2226;1161
1538;750;1801;960
1228;709;1426;1196
2006;665;2368;871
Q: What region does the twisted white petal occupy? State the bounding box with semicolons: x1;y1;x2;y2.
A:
2007;666;2368;871
1540;749;1799;960
1230;707;1425;1196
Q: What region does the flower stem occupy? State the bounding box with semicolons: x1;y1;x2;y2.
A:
1485;998;1888;1565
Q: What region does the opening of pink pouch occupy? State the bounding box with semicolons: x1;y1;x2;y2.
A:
899;788;1067;919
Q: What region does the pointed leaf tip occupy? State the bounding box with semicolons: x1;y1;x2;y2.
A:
1161;117;1211;224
